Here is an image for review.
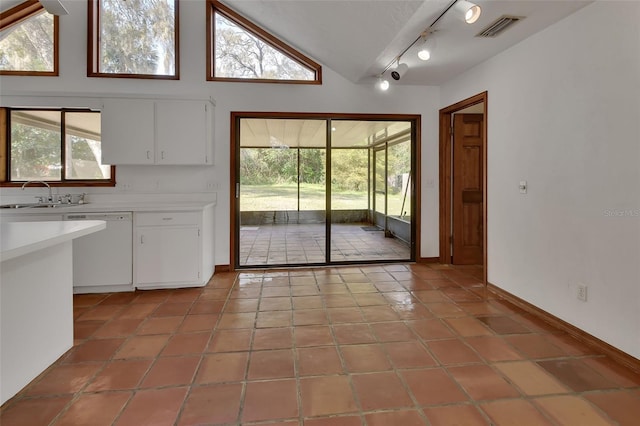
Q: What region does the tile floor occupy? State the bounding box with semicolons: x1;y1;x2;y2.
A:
1;263;639;425
239;224;411;266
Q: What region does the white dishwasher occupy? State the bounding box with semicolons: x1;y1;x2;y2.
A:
63;212;133;294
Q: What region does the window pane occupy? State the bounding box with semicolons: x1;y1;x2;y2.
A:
98;0;176;76
388;140;411;219
240;147;298;211
374;149;385;214
214;11;314;81
0;11;54;72
299;149;326;211
10;111;62;181
65;112;110;180
331;149;368;210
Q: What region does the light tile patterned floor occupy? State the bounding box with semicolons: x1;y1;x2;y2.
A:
1;264;639;425
239;224;411;266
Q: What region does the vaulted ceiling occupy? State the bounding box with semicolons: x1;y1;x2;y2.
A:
2;0;592;86
225;0;592;85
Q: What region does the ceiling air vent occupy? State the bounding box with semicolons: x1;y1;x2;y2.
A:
476;15;524;38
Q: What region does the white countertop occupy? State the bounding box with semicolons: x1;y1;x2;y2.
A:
0;220;106;262
0;200;216;215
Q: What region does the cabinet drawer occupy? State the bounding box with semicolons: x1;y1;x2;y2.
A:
136;212;200;227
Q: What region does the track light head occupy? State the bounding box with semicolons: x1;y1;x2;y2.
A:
456;0;481;24
390;63;409;81
417;48;431;61
417;33;436;61
377;76;390;91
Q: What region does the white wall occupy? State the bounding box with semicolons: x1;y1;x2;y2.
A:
0;0;441;263
441;1;640;358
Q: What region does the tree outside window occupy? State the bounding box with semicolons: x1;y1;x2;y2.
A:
208;0;321;83
89;0;178;78
214;12;314;81
0;1;57;75
5;109;113;185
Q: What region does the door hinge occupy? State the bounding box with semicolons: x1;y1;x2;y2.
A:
449;235;453;243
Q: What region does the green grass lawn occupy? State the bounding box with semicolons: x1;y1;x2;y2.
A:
240;183;411;217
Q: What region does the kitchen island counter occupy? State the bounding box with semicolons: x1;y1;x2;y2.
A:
1;220;105;261
0;220;105;405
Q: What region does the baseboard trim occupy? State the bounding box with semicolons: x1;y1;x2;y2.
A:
417;257;439;264
214;264;231;273
487;282;640;373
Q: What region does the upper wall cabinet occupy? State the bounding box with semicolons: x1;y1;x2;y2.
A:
101;99;155;164
101;98;214;165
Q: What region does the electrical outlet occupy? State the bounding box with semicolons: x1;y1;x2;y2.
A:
577;284;588;302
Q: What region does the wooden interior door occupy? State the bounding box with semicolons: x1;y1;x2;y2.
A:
452;113;484;264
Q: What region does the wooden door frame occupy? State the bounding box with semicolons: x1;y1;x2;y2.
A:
439;92;488;283
230;111;421;271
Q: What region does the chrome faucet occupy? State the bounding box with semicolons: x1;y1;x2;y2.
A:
21;180;54;203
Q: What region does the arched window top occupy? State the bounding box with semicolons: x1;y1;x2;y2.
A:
0;0;58;76
207;0;321;84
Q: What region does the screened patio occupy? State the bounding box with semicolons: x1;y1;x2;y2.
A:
235;117;417;268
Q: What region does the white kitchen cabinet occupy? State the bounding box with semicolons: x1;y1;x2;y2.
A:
155;100;212;165
101;98;213;165
134;207;215;289
101;99;155;165
136;225;200;287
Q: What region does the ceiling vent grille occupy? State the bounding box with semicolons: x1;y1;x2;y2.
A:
476;15;524;38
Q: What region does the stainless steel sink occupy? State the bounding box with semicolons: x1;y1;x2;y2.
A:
0;203;37;209
0;203;84;209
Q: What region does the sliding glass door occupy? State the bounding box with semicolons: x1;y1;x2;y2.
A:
330;120;413;263
237;119;326;267
234;114;417;269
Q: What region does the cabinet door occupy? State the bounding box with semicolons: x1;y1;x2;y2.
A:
101;99;155;165
155;100;211;165
136;226;200;286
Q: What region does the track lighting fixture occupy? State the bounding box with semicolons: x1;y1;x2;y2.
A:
391;61;409;81
455;0;482;24
377;76;390;91
417;32;436;61
374;0;482;91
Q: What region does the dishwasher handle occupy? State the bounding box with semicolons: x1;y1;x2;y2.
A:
64;213;132;221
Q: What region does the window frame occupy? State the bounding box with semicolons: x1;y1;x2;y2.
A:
0;0;59;76
87;0;180;80
0;107;116;187
207;0;322;84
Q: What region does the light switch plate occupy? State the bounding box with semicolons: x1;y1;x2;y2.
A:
519;181;527;194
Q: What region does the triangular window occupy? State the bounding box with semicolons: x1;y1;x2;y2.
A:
0;0;58;75
208;1;321;84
